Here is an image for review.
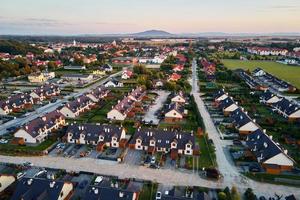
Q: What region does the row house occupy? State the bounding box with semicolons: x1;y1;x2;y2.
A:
66;124;127;151
30;84;60;102
0;93;33;115
213;89;238;116
272;98;300;121
246;129;295;174
164;102;186;123
129;128;198;159
107;87;146;121
86;86;110;103
239;71;268;91
213;89;228;103
60;95;95;118
259;90;282;105
14;110;66;144
247;47;288;56
230;108;260;135
11;178;73;200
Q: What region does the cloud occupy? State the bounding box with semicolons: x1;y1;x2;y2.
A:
95;21;136;26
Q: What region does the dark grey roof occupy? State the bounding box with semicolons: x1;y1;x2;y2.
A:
0;93;32;109
246;129;283;163
273;98;300;117
219;97;235;110
84;186;135;200
32;83;59;97
260;90;276;102
65;95;92;112
166;102;184;115
11;177;71;200
253;68;264;74
129;128;195;150
213;89;225;99
67;124;123;143
230;108;252;128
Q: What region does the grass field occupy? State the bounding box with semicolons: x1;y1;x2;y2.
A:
222;59;300;89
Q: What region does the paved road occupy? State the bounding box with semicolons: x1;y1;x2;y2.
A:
143;90;170;125
0;71;122;135
190;58;300;197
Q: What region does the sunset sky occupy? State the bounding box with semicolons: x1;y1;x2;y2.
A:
1;0;300;35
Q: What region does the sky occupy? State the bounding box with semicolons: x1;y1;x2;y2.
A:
0;0;300;35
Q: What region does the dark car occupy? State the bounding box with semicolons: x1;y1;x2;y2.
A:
233;139;242;146
78;180;88;189
205;168;221;179
249;165;260;172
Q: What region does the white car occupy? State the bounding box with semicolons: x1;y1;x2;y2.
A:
94;176;103;184
155;191;162;200
17;172;26;180
0;139;8;144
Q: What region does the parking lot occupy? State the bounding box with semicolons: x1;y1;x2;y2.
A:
124;149;143;165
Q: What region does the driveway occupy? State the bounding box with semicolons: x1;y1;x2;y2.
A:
124;149;143;165
143;90;170;125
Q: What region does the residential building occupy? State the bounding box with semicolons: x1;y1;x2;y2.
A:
121;70;133;79
60;95;95;118
0;174;16;193
252;68;266;77
61;74;93;82
14;110;65;144
272;98;300;121
28;72;55;83
66;124;127;150
213;89;228;103
259;90;282;105
168;73;181;82
219;97;239;116
170;91;186;104
172;64;184;72
86;86;110;103
0;93;33;115
11;178;73;200
247;47;288;56
107;87;146;121
230;108;259;135
63;65;86;70
164;103;186;122
103;78;123;88
129;128;198;159
246;129;294;174
30;84;60;102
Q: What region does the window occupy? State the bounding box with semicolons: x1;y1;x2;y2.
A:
60;192;64;197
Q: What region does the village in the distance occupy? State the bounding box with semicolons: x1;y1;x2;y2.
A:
0;33;299;200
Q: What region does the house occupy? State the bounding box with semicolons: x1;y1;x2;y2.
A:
246;129;294;174
28;72;55;83
111;57;137;64
66;124;126;150
161;187;210;200
63;65;86;70
239;71;268;91
60;95;95;118
164;103;186;122
103;78;123;88
168;73;181;82
0;93;33;115
259;90;281;105
30;84;60;102
11;178;73;200
230;108;259;135
121;70;133;79
14;110;65;144
172;64;184;72
84;181;139;200
201;59;216;81
219;97;239;116
176;54;187;63
92;68;106;76
86;86;110;103
61;74;93;82
0;174;16;193
170;91;186;104
100;64;113;72
213;89;228;103
107;87;146;121
272;98;300;121
252;68;266;77
129;128;198;158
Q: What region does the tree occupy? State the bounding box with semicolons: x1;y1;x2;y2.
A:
244;188;256;200
24;65;32;74
231;186;241;200
218;192;227;200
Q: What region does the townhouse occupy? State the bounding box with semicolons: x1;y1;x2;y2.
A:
246;129;295;174
60;95;95;118
11;178;73;200
0;93;33;115
230;108;260;135
0;174;16;193
259;90;282;105
30;84;60;102
66;124;127;151
86;86;110;103
219;97;239;116
247;47;288;56
272;98;300;121
61;74;93;82
63;65;86;70
14;110;66;144
164;102;186;123
239;71;268;91
213;89;228;103
107;87;146;121
252;68;266;77
129;128;198;159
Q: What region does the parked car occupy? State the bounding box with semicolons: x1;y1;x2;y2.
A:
205;168;221;179
233;139;242;146
150;156;156;164
23;162;33;167
156;191;162;200
249;165;260;172
0;139;8;144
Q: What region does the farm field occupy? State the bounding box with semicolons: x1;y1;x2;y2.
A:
222;59;300;89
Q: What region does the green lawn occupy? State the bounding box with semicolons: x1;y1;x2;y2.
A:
222;59;300;89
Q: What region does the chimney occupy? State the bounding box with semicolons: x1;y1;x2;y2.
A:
49;181;55;188
27;178;33;185
269;135;273;140
263;129;267;134
119;192;124;198
253;119;256;123
284;149;288;154
94;188;99;194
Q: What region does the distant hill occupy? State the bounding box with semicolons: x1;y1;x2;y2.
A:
132;30;174;37
0;40;42;55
